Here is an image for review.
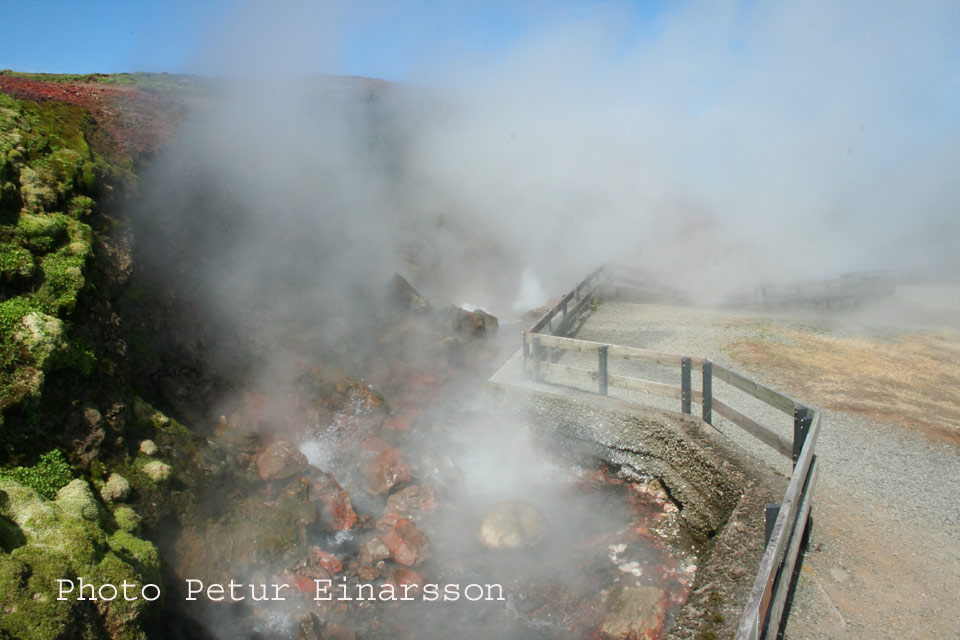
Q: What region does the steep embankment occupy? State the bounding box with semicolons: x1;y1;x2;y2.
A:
0;72;197;639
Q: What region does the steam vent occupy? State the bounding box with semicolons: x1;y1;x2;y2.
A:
3;8;960;637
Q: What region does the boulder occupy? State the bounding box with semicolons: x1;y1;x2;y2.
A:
599;585;666;640
478;500;549;550
378;519;430;566
309;471;358;531
378;484;437;530
256;440;308;482
445;306;498;339
100;473;131;504
361;448;411;496
113;506;141;534
358;536;391;565
388;273;429;313
141;460;172;483
138;439;158;456
54;479;104;525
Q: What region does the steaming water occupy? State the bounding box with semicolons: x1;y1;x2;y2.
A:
513;268;549;313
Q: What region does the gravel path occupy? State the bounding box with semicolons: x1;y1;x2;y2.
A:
563;297;960;640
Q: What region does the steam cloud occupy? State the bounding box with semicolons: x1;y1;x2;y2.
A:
177;0;960;306
127;1;959;636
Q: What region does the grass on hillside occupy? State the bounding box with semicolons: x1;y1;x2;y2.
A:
729;327;960;446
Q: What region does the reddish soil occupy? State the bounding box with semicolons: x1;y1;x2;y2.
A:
0;74;186;158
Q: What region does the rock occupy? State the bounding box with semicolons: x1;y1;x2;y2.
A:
386;567;425;595
378;484;437;528
100;473;131;503
379;518;430;566
309;472;358;531
388;273;429;313
599;586;666;640
358;536;392;565
141;460;172;483
361;448;411;496
256;440;308;482
478;500;549;550
445;306;498;339
113;506;142;533
138;439;158;456
54;480;104;525
298;613;324;640
473;308;498;333
308;546;342;574
132;397;154;422
14;311;66;371
728;565;748;580
82;407;102;427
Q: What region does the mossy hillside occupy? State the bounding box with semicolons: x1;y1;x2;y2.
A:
0;478;160;640
0;91;124;428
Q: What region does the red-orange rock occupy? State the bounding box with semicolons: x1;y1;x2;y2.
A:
361;448;412;496
308;547;342;575
377;484;438;530
386;568;425;596
309;471;358;531
378;519;430;566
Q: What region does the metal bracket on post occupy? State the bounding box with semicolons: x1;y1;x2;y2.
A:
702;360;713;424
765;503;781;547
532;336;542;382
793;406;812;465
598;345;608;396
681;357;692;414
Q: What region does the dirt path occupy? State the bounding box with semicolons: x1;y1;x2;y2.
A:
569;288;960;640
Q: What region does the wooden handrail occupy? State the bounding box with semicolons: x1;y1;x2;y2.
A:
735;411;820;640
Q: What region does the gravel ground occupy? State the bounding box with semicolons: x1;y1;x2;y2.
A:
562;295;960;640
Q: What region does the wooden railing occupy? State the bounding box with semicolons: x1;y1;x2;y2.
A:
520;264;820;640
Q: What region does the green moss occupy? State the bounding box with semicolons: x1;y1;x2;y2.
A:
16;212;67;253
67;194;94;218
64;336;97;377
90;551;152;640
54;478;106;525
107;530;160;581
0;473;161;638
0;450;72;499
35;250;86;313
112;506;141;534
0;296;36;335
0;546;76;640
0;92;133;425
0;242;33;280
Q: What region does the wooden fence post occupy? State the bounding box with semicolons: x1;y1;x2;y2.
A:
702;360;713;424
793;406;811;464
598;345;609;396
681;357;692;414
532;336;542;382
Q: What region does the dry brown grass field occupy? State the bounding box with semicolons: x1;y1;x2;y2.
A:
729;327;960;447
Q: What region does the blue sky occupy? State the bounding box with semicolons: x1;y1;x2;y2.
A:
0;0;665;79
